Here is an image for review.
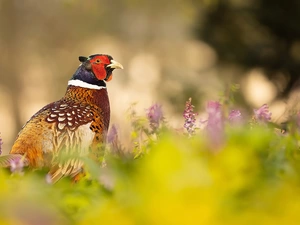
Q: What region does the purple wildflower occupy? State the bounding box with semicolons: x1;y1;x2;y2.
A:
10;156;25;173
206;101;224;147
183;98;198;136
107;124;122;155
146;104;164;131
107;124;118;144
228;109;243;124
254;104;272;122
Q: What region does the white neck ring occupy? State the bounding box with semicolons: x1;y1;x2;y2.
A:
68;80;106;90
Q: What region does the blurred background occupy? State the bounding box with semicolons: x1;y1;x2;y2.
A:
1;0;300;152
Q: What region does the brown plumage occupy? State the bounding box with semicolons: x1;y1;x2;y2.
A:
8;54;123;182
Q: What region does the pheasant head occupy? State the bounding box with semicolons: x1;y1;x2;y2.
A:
69;54;123;88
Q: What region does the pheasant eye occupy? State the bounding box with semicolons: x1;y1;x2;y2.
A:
96;59;101;63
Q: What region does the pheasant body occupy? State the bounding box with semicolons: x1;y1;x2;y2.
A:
9;54;123;182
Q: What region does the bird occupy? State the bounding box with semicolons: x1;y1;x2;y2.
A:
4;54;123;182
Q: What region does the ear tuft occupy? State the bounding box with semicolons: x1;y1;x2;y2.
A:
79;56;88;62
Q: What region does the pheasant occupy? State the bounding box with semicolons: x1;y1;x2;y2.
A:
6;54;123;182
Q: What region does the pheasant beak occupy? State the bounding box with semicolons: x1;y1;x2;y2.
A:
107;60;124;69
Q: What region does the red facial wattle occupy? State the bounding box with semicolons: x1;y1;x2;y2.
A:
90;56;111;81
87;55;123;81
91;63;107;80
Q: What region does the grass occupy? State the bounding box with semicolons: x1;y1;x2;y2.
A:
1;99;300;225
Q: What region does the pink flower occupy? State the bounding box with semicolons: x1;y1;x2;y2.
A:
183;98;198;136
146;104;164;131
107;124;118;144
107;124;123;155
254;104;272;122
228;109;243;124
10;156;25;173
206;101;224;147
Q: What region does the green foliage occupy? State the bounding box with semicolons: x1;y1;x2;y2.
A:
2;109;300;225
